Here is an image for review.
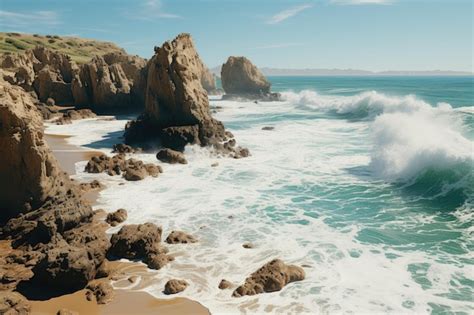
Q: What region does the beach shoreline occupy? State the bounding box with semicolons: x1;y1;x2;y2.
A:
31;131;211;315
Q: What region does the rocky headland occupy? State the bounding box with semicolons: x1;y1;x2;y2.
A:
0;32;304;314
221;56;281;101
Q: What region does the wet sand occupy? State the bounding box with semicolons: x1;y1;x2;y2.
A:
36;132;211;315
45;134;102;175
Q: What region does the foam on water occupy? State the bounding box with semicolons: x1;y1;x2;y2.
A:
45;89;473;314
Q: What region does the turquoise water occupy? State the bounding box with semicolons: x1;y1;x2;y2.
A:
50;76;474;314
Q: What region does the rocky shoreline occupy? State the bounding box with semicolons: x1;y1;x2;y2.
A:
0;33;305;314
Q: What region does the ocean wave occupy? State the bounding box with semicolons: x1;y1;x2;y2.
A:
281;90;452;119
281;90;473;200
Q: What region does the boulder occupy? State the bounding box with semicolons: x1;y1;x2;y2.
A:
84;154;160;181
144;253;174;270
55;109;96;125
232;259;305;297
164;279;188;295
79;180;103;192
108;223;162;260
156;149;187;164
85;280;114;304
221;56;280;101
218;279;233;290
105;209;128;227
165;231;197;244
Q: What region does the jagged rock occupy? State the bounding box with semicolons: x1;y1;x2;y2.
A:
221;56;280;101
108;223;162;260
0;291;30;315
85;280;114;304
124;34;248;157
164;279;188;295
218;279;233;290
105;209;128;227
156;149;187;164
232;259;305;297
72;52;146;110
200;66;217;94
84;154;160;181
165;231;197;244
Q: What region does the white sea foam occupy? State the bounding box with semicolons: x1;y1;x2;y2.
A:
45;93;473;314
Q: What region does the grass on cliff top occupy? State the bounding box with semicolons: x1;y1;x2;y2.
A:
0;32;126;63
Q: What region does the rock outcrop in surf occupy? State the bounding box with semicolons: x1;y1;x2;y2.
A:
124;33;248;158
221;56;280;101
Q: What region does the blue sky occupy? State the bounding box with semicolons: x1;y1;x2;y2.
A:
0;0;472;71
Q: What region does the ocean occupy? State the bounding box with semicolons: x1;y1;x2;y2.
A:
46;76;473;314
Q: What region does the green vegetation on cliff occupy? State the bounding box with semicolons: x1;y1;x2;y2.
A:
0;32;125;63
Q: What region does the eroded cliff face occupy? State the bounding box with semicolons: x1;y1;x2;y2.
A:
125;34;248;157
0;75;108;296
72;52;147;110
0;47;147;110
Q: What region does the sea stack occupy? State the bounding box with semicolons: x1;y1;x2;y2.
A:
221;56;280;101
124;33;248;158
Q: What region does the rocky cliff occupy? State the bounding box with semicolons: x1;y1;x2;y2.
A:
221;56;280;101
0;75;109;296
125;34;248;157
1;46;147;111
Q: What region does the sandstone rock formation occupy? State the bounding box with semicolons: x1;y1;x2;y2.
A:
0;77;109;296
156;149;188;164
0;291;30;314
105;209;128;227
165;231;198;244
108;223;162;260
232;259;305;297
85;280;114;304
221;56;280;101
124;33;248;158
1;47;147;111
55;109;96;125
164;279;188;295
84;153;162;181
72;52;147;111
218;279;233;290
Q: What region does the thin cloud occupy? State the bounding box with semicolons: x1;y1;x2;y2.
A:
126;0;182;21
266;4;313;25
0;10;61;27
330;0;393;5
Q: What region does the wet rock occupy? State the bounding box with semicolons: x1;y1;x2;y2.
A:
86;280;114;304
105;209;128;227
0;291;30;315
156;149;187;165
95;259;112;279
218;279;233;290
242;242;254;249
79;180;103;192
262;126;274;131
232;259;305;297
211;162;219;167
164;279;188;295
112;143;138;154
108;223;162;260
84;154;160;181
144;253;174;270
165;231;198;244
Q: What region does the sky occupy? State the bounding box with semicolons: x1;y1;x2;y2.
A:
0;0;472;71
